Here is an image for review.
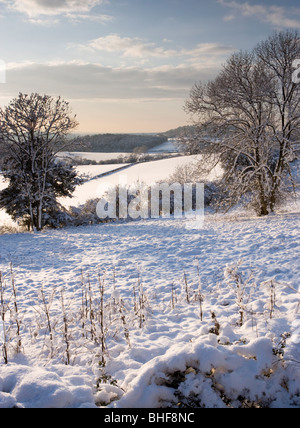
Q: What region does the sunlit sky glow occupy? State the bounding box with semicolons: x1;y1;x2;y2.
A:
0;0;299;133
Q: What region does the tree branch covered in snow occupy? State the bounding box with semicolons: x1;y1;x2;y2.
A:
0;93;83;231
184;30;300;216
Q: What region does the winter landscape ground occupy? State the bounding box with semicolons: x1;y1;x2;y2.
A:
0;150;300;408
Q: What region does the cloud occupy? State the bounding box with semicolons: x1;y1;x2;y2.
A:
0;60;224;132
187;43;235;57
3;0;103;17
81;35;178;58
76;34;235;61
218;0;300;28
1;60;219;102
0;0;112;23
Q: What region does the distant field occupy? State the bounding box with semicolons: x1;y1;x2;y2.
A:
148;139;179;153
0;153;221;223
57;152;130;163
75;164;130;179
61;154;222;208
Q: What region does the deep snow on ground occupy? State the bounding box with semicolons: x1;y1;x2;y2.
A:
0;211;300;408
0;153;299;408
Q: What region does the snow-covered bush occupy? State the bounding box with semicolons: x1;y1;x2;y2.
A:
167;162;223;209
116;334;299;408
69;199;105;226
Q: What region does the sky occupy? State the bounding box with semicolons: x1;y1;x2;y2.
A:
0;0;300;134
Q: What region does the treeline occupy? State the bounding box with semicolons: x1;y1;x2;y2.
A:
159;125;197;139
73;152;179;166
70;133;167;153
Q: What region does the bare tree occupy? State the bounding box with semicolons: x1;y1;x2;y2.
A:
255;30;300;211
184;30;300;216
0;93;82;231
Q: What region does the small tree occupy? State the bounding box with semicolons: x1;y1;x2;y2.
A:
184;30;300;216
0;93;82;231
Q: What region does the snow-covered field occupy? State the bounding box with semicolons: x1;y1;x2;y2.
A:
78;164;131;179
58;152;130;163
0;161;129;225
61;154;221;208
148;139;178;153
0;210;300;408
0;154;214;218
0;154;300;408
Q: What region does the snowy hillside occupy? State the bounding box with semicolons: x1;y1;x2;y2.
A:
0;152;299;408
0;211;300;408
61;154;222;208
0;154;220;223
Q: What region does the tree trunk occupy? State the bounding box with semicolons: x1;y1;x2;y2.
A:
257;175;269;216
258;201;269;216
37;201;43;232
29;200;37;232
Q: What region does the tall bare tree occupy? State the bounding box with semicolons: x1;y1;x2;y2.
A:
0;93;82;231
255;30;300;211
184;30;300;216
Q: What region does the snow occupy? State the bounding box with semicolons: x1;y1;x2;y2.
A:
0;162;131;226
61;154;222;208
0;154;300;408
77;164;130;179
1;154;221;215
0;176;14;226
58;152;130;162
0;364;95;408
115;336;277;408
148;139;179;153
0;210;300;408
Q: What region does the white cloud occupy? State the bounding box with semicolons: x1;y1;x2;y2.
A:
0;60;222;132
65;12;112;24
0;0;112;23
83;34;178;58
76;34;235;61
218;0;300;28
187;43;235;56
3;0;102;17
2;60;219;101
